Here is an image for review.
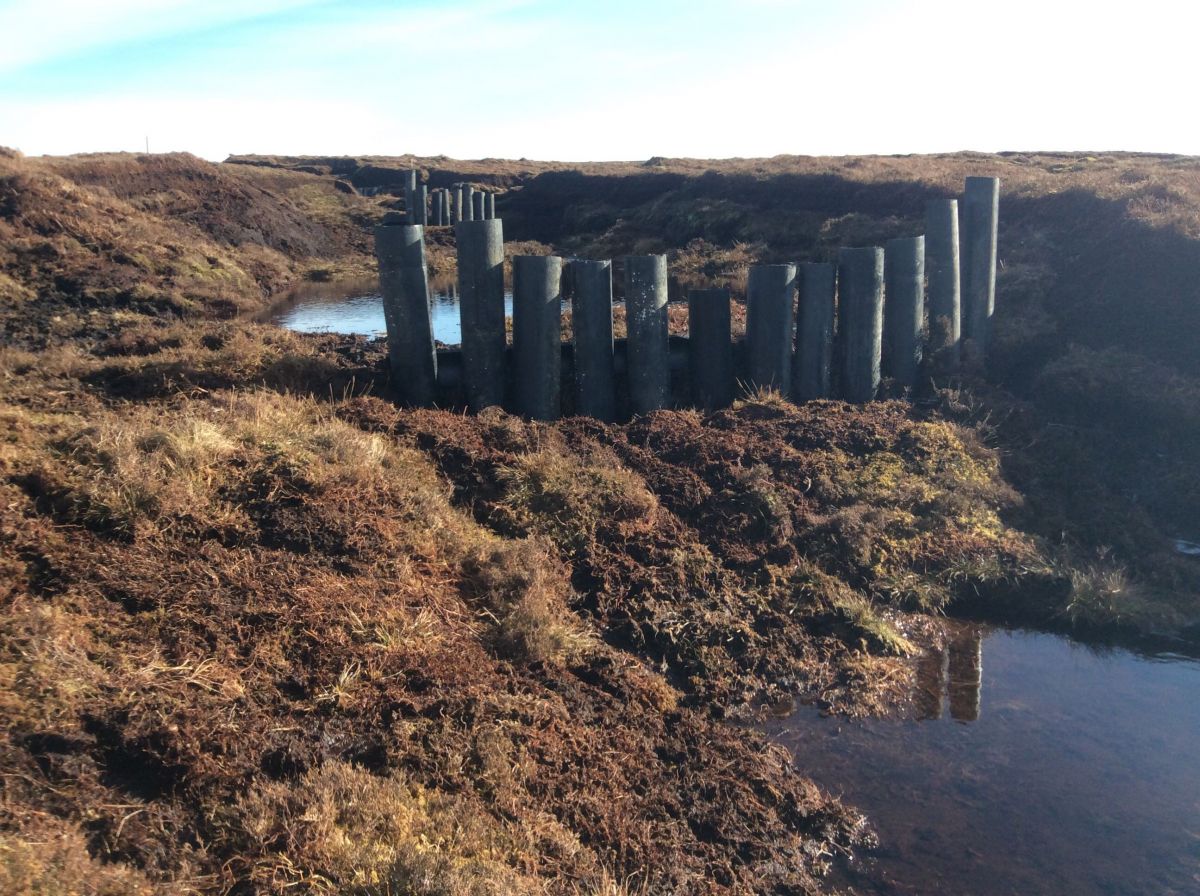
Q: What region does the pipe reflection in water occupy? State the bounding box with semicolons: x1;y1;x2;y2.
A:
913;626;983;722
913;644;948;720
947;628;982;721
760;623;1200;896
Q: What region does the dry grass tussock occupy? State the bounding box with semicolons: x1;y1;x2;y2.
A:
0;824;159;896
461;538;593;664
23;391;459;545
492;442;659;558
0;316;387;409
226;761;544;895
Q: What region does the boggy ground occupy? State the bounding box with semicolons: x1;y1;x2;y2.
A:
1;347;1040;894
238;147;1200;642
3;146;1200;894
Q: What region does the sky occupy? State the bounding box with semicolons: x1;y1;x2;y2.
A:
0;0;1195;161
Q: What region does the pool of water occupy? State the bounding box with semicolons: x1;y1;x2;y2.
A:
764;625;1200;895
268;279;568;346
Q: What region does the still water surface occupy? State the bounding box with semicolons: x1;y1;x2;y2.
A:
269;279;550;345
764;626;1200;895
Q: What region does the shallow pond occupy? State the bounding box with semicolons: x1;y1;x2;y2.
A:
267;279;569;346
764;625;1200;895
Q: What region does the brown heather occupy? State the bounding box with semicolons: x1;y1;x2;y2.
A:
0;148;1198;894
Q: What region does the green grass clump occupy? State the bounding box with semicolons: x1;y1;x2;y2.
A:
1058;563;1187;635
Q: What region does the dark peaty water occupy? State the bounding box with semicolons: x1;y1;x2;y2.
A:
764;625;1200;895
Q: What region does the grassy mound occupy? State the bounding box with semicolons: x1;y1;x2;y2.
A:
0;328;1047;892
5;148;1200;893
0;153;376;349
3;379;890;894
343;392;1047;714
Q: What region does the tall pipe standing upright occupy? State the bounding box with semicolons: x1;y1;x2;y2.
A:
570;259;617;421
793;262;836;401
473;191;485;220
404;169;418;224
623;255;669;414
688;287;734;410
745;263;797;393
455;218;506;410
463;185;476;221
374;222;437;404
415;184;428;227
512;255;563;420
961;176;999;353
837;247;885;403
925;199;961;367
486;192;496;219
883;235;925;390
454;185;464;223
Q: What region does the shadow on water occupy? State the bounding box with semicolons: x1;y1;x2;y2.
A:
764;622;1200;896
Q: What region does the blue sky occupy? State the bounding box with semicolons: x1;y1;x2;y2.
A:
0;0;1194;160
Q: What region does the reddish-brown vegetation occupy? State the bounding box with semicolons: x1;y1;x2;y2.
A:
2;147;1199;894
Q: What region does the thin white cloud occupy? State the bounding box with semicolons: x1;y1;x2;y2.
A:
0;0;326;73
278;0;538;53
